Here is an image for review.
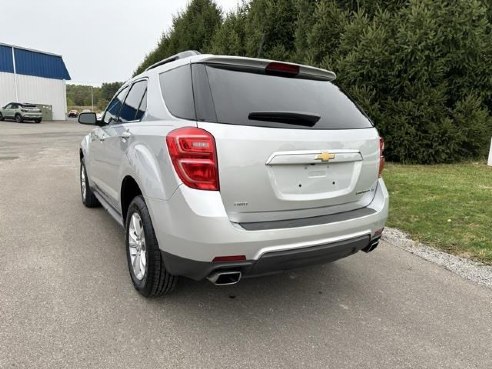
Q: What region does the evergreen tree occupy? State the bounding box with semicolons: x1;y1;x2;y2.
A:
305;1;348;66
134;0;221;74
243;0;297;60
210;4;248;55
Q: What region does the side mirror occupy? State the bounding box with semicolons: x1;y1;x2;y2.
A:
78;112;97;125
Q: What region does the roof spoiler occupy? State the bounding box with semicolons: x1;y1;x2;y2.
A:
196;56;336;81
145;50;201;72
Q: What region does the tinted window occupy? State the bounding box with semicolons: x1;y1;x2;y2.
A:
119;80;148;122
136;90;147;121
103;87;128;124
199;65;372;130
159;65;195;120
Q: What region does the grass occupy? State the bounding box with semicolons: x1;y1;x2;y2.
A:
383;162;492;264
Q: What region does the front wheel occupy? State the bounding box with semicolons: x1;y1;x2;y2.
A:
15;114;23;123
0;113;4;121
126;195;177;297
80;160;100;208
35;119;42;123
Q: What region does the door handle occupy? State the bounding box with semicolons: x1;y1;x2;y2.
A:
121;131;131;140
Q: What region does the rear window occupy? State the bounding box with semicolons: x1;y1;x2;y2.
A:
194;64;373;130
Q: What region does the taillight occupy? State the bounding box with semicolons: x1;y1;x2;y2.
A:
265;62;299;77
166;127;219;191
378;137;385;177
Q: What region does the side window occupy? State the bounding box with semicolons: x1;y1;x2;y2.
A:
5;104;12;109
119;80;148;123
135;89;147;121
103;87;128;124
159;65;195;120
11;104;17;109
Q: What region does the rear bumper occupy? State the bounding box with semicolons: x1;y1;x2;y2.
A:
22;113;42;119
163;235;371;280
147;178;389;280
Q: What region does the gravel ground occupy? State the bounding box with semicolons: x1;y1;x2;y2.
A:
383;227;492;289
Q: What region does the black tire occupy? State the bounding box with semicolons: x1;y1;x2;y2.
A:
0;113;4;121
80;160;100;208
15;114;23;123
126;195;177;297
35;119;42;123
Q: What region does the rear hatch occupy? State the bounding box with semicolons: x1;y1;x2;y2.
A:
21;104;41;113
173;57;381;223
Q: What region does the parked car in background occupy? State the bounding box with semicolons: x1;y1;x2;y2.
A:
68;110;79;118
0;103;42;123
77;51;388;297
82;109;91;113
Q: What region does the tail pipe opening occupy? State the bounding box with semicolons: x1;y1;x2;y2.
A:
207;271;242;286
362;236;381;253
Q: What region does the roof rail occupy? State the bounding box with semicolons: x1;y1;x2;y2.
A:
145;50;201;72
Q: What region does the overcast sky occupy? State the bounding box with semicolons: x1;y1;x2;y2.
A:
1;0;241;85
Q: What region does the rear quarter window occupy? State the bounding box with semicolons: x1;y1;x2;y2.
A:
159;65;196;120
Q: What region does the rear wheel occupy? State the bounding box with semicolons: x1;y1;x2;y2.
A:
80;160;100;208
15;114;23;123
126;195;177;297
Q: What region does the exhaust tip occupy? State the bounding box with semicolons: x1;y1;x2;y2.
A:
362;237;381;253
207;271;242;286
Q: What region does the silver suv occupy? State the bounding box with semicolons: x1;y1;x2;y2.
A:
0;102;43;123
78;51;389;297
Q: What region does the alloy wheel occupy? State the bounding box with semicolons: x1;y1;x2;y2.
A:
128;212;147;280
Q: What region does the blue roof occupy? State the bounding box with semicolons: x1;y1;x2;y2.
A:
0;45;14;73
0;43;70;80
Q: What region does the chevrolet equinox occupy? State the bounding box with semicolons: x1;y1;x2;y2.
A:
78;51;389;297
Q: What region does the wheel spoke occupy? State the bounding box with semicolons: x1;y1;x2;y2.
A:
133;252;141;277
137;217;143;239
128;245;137;257
128;229;138;245
140;251;146;271
132;215;140;238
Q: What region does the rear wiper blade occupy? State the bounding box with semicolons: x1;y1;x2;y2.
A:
248;111;320;127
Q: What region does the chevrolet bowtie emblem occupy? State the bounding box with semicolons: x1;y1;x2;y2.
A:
315;152;336;162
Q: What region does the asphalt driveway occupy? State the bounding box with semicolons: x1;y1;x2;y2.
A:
0;121;491;368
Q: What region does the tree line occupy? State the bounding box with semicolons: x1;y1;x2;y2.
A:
67;82;123;111
137;0;492;164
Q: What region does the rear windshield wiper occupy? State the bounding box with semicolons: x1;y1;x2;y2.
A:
248;111;320;127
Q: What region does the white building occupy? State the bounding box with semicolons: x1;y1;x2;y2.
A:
0;43;71;120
